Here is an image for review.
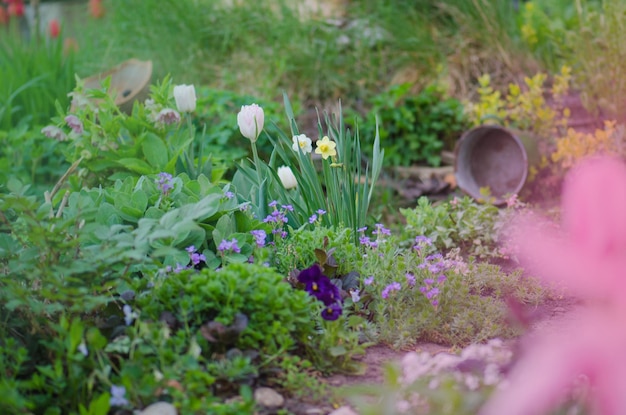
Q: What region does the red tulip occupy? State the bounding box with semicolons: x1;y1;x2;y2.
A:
63;37;79;55
7;0;23;17
89;0;104;18
0;7;8;25
49;19;60;38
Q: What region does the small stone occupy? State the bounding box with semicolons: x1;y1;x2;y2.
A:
139;402;177;415
328;406;359;415
254;387;285;408
304;408;325;415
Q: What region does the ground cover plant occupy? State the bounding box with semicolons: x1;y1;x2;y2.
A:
2;1;625;414
0;76;555;414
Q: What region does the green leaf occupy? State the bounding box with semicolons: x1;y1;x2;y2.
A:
117;158;153;175
329;345;347;357
142;133;168;169
87;393;110;415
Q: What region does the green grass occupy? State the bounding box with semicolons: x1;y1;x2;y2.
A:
0;22;76;129
70;0;540;108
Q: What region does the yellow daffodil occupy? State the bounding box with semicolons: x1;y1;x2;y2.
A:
315;136;337;160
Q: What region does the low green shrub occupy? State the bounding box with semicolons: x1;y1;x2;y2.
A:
0;119;69;196
353;225;548;349
348;82;468;167
135;263;316;356
399;195;517;260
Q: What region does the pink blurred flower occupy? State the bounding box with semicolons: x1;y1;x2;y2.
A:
49;18;60;38
481;156;626;415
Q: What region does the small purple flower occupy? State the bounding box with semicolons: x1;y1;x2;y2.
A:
414;235;433;245
364;276;375;285
156;108;181;125
250;230;267;248
156;172;174;194
372;223;391;236
321;302;342;321
426;287;440;299
316;209;327;215
123;305;135;326
110;385;129;407
223;190;235;199
297;265;340;304
190;252;206;266
268;200;278;208
437;274;447;283
173;263;186;273
414;235;433;251
381;282;402;299
186;245;196;254
78;342;88;357
41;125;67;141
281;204;294;212
426;253;443;262
308;214;318;224
350;289;361;302
405;272;416;287
65;114;84;135
218;238;241;254
357;226;367;233
428;263;443;273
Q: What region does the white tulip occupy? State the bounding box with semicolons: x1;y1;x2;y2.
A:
173;84;196;113
292;134;312;154
277;166;298;190
237;104;264;142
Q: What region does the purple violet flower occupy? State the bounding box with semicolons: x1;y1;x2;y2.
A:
405;272;416;287
250;229;267;247
381;282;402;299
321;302;342;321
156;172;174;194
110;385;129;407
218;238;240;254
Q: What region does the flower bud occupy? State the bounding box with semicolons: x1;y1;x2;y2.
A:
156;108;181;125
49;19;60;38
65;114;84;135
41;125;67;141
173;84;196;113
237;104;264;142
277;166;297;190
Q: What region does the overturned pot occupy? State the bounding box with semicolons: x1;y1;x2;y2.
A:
454;125;539;205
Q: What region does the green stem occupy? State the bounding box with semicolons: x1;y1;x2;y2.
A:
186;114;195;177
250;140;262;185
250;139;266;219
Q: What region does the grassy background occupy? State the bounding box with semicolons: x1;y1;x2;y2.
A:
69;0;540;108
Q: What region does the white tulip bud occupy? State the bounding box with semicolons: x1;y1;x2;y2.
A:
237;104;264;142
277;166;298;190
173;84;197;113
